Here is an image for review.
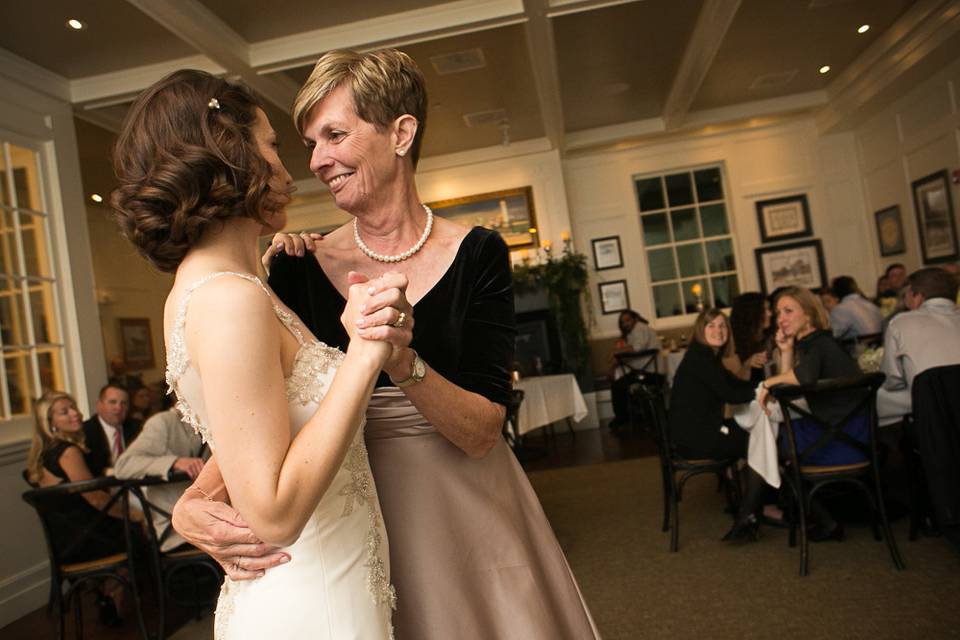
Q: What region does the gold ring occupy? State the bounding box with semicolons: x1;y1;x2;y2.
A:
392;312;406;329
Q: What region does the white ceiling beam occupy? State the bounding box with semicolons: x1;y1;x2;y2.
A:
565;89;828;152
250;0;526;73
817;0;960;134
662;0;742;130
0;47;71;103
522;0;566;151
70;54;225;106
546;0;643;19
72;106;125;133
125;0;300;112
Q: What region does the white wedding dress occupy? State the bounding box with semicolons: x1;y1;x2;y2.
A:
166;271;396;640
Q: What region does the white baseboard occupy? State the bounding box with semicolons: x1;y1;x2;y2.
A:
0;561;50;629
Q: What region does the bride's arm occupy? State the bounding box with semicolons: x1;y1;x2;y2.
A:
189;277;388;547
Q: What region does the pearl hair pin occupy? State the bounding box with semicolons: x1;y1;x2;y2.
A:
353;204;433;263
208;98;221;110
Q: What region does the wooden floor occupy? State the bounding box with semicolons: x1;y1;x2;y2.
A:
1;421;648;639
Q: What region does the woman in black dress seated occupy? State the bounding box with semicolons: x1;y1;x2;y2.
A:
728;292;773;383
758;286;867;540
25;391;143;624
669;309;770;541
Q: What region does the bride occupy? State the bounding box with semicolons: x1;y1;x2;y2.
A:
111;69;396;638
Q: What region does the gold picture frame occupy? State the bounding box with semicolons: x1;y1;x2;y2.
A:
428;186;538;250
118;318;155;370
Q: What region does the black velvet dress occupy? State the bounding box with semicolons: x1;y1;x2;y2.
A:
40;441;127;563
268;226;600;639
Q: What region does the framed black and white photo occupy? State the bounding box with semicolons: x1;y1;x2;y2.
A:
591;236;623;270
874;205;906;257
598;280;630;315
911;170;958;263
754;239;827;294
755;194;812;243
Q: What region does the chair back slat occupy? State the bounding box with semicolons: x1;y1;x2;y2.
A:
615;348;660;376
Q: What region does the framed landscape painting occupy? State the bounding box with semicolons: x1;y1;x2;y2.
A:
754;239;827;294
428;186;538;250
911;170;958;263
118;318;155;370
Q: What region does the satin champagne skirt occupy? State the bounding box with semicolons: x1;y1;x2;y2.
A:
365;388;600;640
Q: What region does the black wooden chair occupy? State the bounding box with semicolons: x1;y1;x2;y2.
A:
127;476;222;639
904;364;960;539
770;372;905;576
21;475;150;640
614;348;664;430
636;383;742;552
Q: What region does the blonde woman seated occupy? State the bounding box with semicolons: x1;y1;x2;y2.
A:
25;391;144;625
758;286;867;541
668;309;770;541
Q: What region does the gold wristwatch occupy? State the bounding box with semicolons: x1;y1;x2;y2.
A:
392;350;426;388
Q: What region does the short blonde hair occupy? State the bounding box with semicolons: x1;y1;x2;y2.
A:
776;286;831;330
692;308;734;358
293;49;428;167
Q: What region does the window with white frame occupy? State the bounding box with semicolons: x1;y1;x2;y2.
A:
0;137;66;418
634;165;740;318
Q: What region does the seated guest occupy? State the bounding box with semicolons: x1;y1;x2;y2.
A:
878;267;960;421
669;309;769;541
828;276;882;342
817;287;839;313
728;292;772;383
82;384;141;477
759;287;867;540
609;309;660;430
115;407;209;551
107;356;144;393
877;263;907;317
127;386;155;425
25;391;143;624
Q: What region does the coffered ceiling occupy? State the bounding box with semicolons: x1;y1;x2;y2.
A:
1;0;957;205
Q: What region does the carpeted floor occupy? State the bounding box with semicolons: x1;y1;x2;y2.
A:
528;456;960;640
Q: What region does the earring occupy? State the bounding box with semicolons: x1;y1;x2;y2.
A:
397;148;407;157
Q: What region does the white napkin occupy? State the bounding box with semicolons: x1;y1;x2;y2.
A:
732;385;783;488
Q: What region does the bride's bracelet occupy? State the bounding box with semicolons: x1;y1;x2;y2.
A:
186;485;215;502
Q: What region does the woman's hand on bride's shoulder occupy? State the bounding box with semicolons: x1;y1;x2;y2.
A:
260;231;324;270
342;272;392;366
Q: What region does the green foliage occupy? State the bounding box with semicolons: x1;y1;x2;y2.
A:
512;248;592;373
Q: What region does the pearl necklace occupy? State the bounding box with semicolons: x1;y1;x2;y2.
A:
353;204;434;263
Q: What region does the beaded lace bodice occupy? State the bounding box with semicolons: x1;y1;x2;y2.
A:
164;271;396;634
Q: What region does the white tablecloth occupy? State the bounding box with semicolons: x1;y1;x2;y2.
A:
514;374;588;436
663;350;685;387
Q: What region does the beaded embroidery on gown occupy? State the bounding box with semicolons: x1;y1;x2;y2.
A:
166;272;395;640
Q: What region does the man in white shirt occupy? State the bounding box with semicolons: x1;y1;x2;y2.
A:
878;267;960;421
115;408;209;550
829;275;883;342
81;384;141;476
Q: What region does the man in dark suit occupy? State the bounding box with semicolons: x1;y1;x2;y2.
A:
82;383;141;477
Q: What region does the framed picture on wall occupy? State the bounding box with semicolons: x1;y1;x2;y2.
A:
118;318;155;370
911;170;958;263
591;236;623;270
428;186;538;251
754;239;827;294
598;280;630;314
755;194;812;243
874;205;906;257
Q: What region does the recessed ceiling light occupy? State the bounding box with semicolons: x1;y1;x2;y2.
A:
819;65;831;74
66;19;86;30
90;194;103;203
857;24;870;34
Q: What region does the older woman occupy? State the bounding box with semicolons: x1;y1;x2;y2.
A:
26;391;143;624
172;49;598;639
669;309;770;541
759;286;867;540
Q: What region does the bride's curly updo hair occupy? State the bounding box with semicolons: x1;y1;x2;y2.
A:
112;69;276;272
